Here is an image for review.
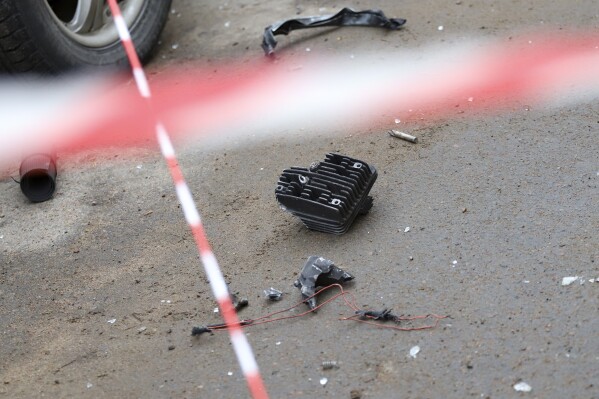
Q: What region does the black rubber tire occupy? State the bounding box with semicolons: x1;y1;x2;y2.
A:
0;0;171;74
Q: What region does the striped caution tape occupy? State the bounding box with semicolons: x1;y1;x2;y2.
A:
106;1;269;398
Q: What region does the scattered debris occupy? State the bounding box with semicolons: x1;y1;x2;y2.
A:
276;153;378;234
561;276;579;286
137;326;147;333
191;320;254;336
294;256;354;309
322;361;339;370
168;345;175;351
350;389;363;399
264;287;283;301
319;377;328;386
213;307;219;313
438;25;444;31
231;293;249;311
409;345;420;358
275;341;281;345
388;129;418;143
404;226;411;232
356;308;400;322
513;381;532;392
191;326;212;336
227;371;233;376
262;8;406;55
86;382;93;389
107;319;116;324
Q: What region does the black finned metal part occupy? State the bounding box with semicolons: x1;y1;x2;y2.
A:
19;154;57;202
275;153;377;234
262;8;406;56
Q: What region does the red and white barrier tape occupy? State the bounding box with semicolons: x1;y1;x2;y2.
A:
106;1;268;398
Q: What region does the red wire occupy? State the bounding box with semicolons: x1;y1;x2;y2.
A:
206;284;447;332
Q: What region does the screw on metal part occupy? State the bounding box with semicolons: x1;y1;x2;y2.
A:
388;129;418;143
322;361;339;370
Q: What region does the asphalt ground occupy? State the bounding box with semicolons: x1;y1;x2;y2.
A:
1;1;598;398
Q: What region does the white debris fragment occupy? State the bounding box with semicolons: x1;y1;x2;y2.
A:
136;164;142;169
305;47;311;52
276;341;281;346
438;25;444;31
468;96;474;102
320;377;328;386
394;118;401;124
213;307;219;313
523;280;530;284
589;278;596;283
224;21;230;28
138;326;147;333
171;43;179;50
409;345;420;358
227;371;233;376
514;381;532;392
86;382;93;389
561;276;579;286
107;319;116;324
404;226;410;233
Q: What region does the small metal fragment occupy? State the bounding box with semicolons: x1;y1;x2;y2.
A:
322;361;339;370
264;287;283;301
388;129;418;143
231;293;249;311
294;256;354;309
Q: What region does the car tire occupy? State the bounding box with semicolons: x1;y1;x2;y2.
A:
0;0;171;74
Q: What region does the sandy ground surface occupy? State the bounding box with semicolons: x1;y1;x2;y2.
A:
1;1;598;398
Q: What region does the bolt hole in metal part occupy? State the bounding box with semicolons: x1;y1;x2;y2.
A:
46;0;144;47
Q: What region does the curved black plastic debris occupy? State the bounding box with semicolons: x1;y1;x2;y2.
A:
262;8;406;56
294;256;354;310
191;326;211;336
356;308;401;322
